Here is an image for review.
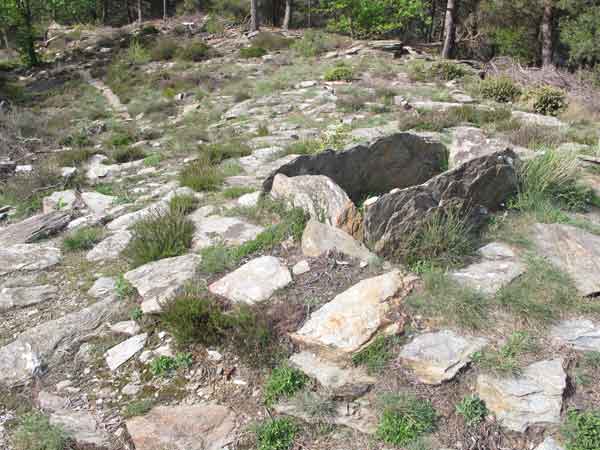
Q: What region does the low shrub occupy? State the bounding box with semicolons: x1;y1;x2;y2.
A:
530;85;567;116
472;332;535;376
113;146;146;163
122;399;154;418
479;76;522;103
178;157;225;192
291;30;331;57
201;140;252;163
126;39;151;65
151;37;179;61
115;274;136;299
0;167;64;218
377;395;437;446
62;226;104;251
562;409;600;450
264;365;308;406
252;32;292;50
124;208;195;267
149;353;193;377
456;395;488;426
240;46;267;58
324;63;353;82
178;41;211;62
352;335;400;374
255;418;297;450
11;412;67;450
430;60;468;80
108;130;135;147
169;194;198;215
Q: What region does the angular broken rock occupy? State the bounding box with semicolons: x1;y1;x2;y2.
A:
263;133;447;202
0;297;118;386
549;319;600;351
126;404;236;450
88;277;117;300
42;189;78;214
399;330;488;384
0;244;62;276
190;215;264;250
532;223;600;297
80;191;115;217
290;351;375;398
209;256;292;304
0;285;58;311
449;126;514;167
50;409;111;448
535;437;565;450
477;359;566;432
109;320;141;336
364;149;518;260
450;242;525;295
0;212;71;245
301;219;375;262
86;230;132;262
124;254;201;314
292;270;417;354
270;174;353;227
105;333;147;371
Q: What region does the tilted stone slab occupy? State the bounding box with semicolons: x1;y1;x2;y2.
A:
0;212;71;245
301;219;375;262
0;244;62;276
105;333;147;371
550;319;600;351
190;215;264;251
86;230;132;262
0;285;58;311
477;359;566;432
399;330;488;384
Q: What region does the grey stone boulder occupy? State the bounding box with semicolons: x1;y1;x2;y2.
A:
0;285;58;311
0;212;71;245
88;277;117;300
190;215;264;250
42;190;78;214
126;404;236;450
532;223;600;297
535;437;565;450
399;330;488;384
263;133;447;203
0;244;62;276
477;359;566;432
512;111;566;129
271;174;353;227
124;254;201;314
301;219;376;262
86;230;132;262
550;319;600;351
209;256;292;304
364;149;518;260
105;333;147;371
80;191;116;217
109;320;141;336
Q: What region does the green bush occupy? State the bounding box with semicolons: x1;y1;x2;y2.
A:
150;353;193;377
113;146;146;163
126;39;151;65
480;76;522;103
62;226;104;251
264;366;308;406
240;46;267;58
11;412;67;450
179;157;225;192
177;41;211;62
201;140;252;163
472;332;534;376
324;63;354;82
252;32;292;50
456;396;488;426
151;37;179;61
430;60;468;80
377;395;437;446
530;86;567;116
291;30;330;57
169;194;198;215
562;409;600;450
124;208;195;267
256;418;297;450
352;335;399;374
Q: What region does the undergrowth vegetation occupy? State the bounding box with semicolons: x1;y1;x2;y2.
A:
377;394;437;446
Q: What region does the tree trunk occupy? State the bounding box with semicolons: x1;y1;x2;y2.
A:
137;0;142;23
163;0;167;20
428;0;436;43
441;0;457;59
283;0;292;30
541;0;553;67
250;0;259;31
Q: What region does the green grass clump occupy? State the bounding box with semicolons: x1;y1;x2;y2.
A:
240;46;267;58
324;63;354;82
178;157;225;192
150;37;179;61
113;146;146;164
479;76;522;103
252;32;292;50
377;395;437;446
222;187;256;199
472;331;535;376
56;147;96;167
149;353;193;377
399;105;511;132
530;85;567;116
122;399;154;418
291;30;332;57
124;208;195;267
406;269;487;330
562;409;600;450
201;140;252;163
430;60;468;80
456;395;488;426
255;418;297;450
143;153;161;167
352;335;400;374
283;139;322;156
62;226;104;251
169;194;199;215
177;40;211;61
264;366;308;406
11;412;67;450
126;39;151;65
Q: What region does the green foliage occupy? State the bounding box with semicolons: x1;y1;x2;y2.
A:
177;41;211;62
130;306;143;321
377;395;437;446
149;353;193;377
324;63;354;82
201;140;252;163
169;194;198;215
472;332;534;376
115;274;135;299
126;39;151;65
479;76;522;103
456;396;488;426
113;146;146;164
352;335;399;374
529;86;567;116
178;157;225;192
430;60;468;80
240;46;268;58
57;147;96;167
488;26;538;65
264;366;308;406
291;30;336;57
252;32;292;51
562;409;600;450
222;187;256;199
11;412;67;450
151;37;179;61
282;140;322;156
255;418;297;450
560;6;600;67
143;153;161;167
399;105;512;132
62;226;104;251
124;208;195;267
122;399;154;418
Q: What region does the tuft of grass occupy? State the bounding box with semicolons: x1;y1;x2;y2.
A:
456;395;488;426
126;39;151;65
122;399;154;418
113;146;146;164
116;274;136;299
222;186;255;199
352;335;400;374
169;194;198;215
406;269;488;330
178;157;225;192
399;105;511;132
429;60;468;80
255;418;297;450
264;365;308;406
143;153;161;167
479;76;522;103
124;208;195;267
177;40;211;61
62;226;104;251
11;412;67;450
56;147;96;167
252;32;292;50
562;409;600;450
130;306;143;321
291;30;339;57
377;394;437;446
201;140;252;163
472;331;535;377
150;37;179;61
281;139;322;156
240;46;267;58
291;391;337;420
324;63;353;82
149;353;193;377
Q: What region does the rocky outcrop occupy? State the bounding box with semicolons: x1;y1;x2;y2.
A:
0;243;62;276
86;230;132;261
550;319;600;351
190;215;264;250
364;149;518;260
104;333;147;371
0;285;58;311
0;211;71;245
301;219;375;262
263;133;447;202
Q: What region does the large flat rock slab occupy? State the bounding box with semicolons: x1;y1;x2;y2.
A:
86;230;132;261
292;271;417;354
190;215;264;250
126;404;236;450
550;319;600;351
532;223;600;297
124;254;201;314
209;256;292;304
0;211;71;245
0;285;58;311
399;330;488;384
0;244;62;276
50;409;112;448
0;297;118;386
450;242;525;295
477;359;566;432
302;219;375;262
105;333;147;371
